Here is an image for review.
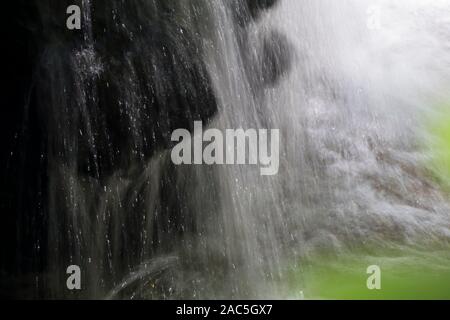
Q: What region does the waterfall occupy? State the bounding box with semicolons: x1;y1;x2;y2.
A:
199;0;450;298
6;0;450;299
264;0;450;248
39;0;292;299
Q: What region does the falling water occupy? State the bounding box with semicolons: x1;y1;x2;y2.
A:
21;0;450;299
265;0;450;250
199;0;450;298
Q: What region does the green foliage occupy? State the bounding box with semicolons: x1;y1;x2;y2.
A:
288;249;450;300
425;103;450;189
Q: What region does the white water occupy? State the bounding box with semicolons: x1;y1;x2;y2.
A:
43;0;450;299
196;0;450;297
268;0;450;243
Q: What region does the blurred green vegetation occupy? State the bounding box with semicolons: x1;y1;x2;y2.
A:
424;103;450;190
287;248;450;300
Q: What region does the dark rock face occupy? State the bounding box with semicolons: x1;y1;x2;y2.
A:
36;0;218;179
246;0;280;19
233;0;281;26
1;0;292;298
260;29;293;87
230;0;293;95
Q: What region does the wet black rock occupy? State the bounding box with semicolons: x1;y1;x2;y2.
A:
1;0;292;299
232;0;293;92
260;29;293;87
35;1;218;179
246;0;280;19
